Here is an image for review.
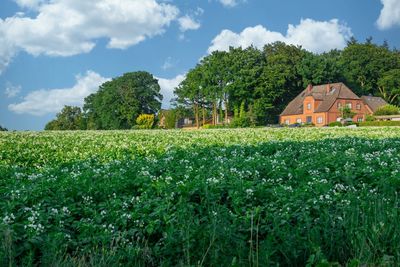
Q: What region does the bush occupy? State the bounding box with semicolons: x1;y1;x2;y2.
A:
328;122;342;127
374;104;400;116
359;121;400;127
366;115;376;121
162;110;177;129
202;124;227;129
230;117;251;128
135;114;155;129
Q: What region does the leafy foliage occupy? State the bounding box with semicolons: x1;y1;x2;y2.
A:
1;128;400;266
174;39;400;127
84;71;162;130
374;104;400;116
359;121;400;126
135;114;155;129
44;106;84;130
0;125;7;131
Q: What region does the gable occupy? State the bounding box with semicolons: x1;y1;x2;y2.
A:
281;83;360;116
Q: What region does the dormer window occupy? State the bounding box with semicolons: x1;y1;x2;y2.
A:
307;103;311;110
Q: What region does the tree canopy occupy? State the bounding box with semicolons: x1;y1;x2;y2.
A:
173;39;400;126
83;71;162;130
0;125;8;131
45;106;84;130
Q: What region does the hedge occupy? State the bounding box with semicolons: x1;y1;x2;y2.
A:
359;121;400;127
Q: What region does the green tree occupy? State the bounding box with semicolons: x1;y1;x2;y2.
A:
84;72;162;129
174;66;206;128
0;125;8;131
340;41;400;96
374;104;400;115
45;106;84;130
257;42;306;123
377;69;400;105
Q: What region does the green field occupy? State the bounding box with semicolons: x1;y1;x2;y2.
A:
1;128;400;266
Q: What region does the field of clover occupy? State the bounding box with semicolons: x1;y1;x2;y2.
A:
1;127;400;266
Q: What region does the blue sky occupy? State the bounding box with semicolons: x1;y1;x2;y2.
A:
1;0;400;130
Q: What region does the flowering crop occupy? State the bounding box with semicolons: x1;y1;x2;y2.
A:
1;128;400;266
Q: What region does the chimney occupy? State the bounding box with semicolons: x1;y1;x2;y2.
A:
307;84;312;93
326;84;330;93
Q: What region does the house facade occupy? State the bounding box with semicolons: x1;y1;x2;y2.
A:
280;83;387;126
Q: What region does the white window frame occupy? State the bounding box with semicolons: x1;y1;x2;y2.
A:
285;119;290;125
346;102;352;109
307;103;311;110
317;116;323;124
356;103;361;110
357;117;363;122
296;118;302;124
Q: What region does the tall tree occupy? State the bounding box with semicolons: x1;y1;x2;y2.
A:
84;72;162;129
174;66;205;128
256;42;306;123
340;41;400;96
377;69;400;105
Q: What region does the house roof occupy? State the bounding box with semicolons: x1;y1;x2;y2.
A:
360;96;387;113
280;82;360;116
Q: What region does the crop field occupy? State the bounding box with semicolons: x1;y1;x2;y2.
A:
1;128;400;266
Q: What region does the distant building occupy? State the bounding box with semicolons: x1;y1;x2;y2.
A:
280;83;387;126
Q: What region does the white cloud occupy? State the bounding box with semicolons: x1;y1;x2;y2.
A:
4;82;22;98
162;57;174;70
178;15;201;32
157;74;185;108
0;0;179;71
218;0;239;8
208;19;352;54
377;0;400;30
8;71;110;116
13;0;47;10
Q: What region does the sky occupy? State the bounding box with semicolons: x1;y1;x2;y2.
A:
1;0;400;130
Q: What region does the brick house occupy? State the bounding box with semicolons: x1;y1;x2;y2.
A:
280;82;387;126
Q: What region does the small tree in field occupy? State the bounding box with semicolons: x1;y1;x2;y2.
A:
136;114;155;129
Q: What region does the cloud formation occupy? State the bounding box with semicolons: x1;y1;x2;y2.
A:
8;71;110;116
208;19;352;54
178;15;201;32
0;0;179;73
218;0;239;8
8;70;185;115
377;0;400;29
4;83;22;98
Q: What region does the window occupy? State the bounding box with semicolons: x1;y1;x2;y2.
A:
346;102;352;109
306;116;312;123
317;116;323;124
285;119;290;125
357;117;363;122
296;118;302;124
337;102;342;108
356;103;361;110
307;103;311;110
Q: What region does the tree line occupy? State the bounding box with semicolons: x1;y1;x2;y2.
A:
45;38;400;130
173;38;400;127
